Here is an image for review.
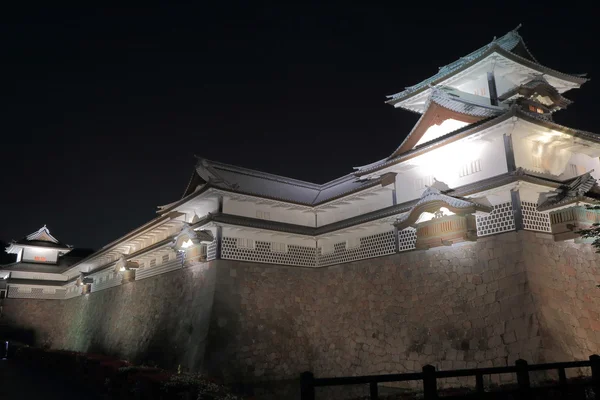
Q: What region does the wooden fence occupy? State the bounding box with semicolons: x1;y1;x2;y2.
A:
300;355;600;399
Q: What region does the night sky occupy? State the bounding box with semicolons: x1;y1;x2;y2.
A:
1;3;598;250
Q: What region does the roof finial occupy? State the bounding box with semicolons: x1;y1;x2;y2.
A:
513;23;522;31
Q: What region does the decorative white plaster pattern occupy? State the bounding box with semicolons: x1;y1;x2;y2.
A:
521;201;551;232
398;227;417;252
221;237;317;267
476;201;515;236
317;230;396;267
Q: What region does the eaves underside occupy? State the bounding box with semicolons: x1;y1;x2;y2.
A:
386;45;587;107
7;278;67;286
189;171;564;238
7;172;575;286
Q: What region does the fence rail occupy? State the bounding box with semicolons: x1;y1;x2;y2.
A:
300;355;600;399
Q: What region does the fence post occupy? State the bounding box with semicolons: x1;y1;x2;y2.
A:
369;382;379;400
422;364;437;400
590;354;600;400
515;359;530;399
475;373;484;394
300;371;315;400
558;367;568;397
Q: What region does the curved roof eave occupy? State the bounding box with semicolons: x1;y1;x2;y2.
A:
386;44;588;108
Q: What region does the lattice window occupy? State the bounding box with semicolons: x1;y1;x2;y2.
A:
476;201;515;236
149;259;156;268
270;242;288;253
459;159;482;177
92;272;121;292
221;237;316;267
521;201;551;232
398;227;417;252
415;176;434;191
207;239;217;260
320;241;334;255
345;237;361;250
162;254;169;263
236;238;256;249
136;252;184;281
569;163;578;177
64;286;79;299
8;286;65;299
256;210;271;220
317;230;396;267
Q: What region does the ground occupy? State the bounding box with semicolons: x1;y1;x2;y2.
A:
0;359;100;400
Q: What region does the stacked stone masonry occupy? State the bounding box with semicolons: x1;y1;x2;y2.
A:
2;231;600;398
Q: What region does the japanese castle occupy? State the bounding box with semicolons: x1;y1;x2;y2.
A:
2;26;599;299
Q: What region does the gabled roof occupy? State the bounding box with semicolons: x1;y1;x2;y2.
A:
428;87;506;117
394;187;491;231
385;26;588;108
355;105;600;177
176;158;395;207
538;172;600;211
499;76;573;110
7;226;72;252
389;87;506;157
355;109;512;176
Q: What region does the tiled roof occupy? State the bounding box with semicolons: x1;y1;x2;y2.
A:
516;110;600;143
190;158;387;206
355;106;600;177
430;87;505;117
0;260;75;274
10;225;71;250
387;30;521;102
538;172;599;211
355;110;513;176
386;27;587;106
499;76;573;110
187;171;567;237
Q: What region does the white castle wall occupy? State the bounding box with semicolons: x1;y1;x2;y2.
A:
395;135;508;204
223;197;315;227
22;247;60;263
316;189;394;226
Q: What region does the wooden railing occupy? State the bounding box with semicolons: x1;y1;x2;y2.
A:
300;355;600;399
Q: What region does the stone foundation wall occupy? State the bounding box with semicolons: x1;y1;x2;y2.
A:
1;261;216;371
523;231;600;362
2;231;600;398
207;231;543;387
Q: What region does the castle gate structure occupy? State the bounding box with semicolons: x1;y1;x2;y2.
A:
2;26;600;394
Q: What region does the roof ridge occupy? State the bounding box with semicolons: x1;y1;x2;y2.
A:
515;109;599;140
497;46;589;84
386;26;587;108
387;28;522;101
355;108;516;176
199;158;323;189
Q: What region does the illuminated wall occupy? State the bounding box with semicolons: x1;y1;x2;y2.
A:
22;247;60;263
395;135;508;204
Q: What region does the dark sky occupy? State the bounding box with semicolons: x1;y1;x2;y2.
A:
1;2;598;250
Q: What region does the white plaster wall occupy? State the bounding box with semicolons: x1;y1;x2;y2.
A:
558;153;600;180
513;135;600;179
9;271;67;281
221;226;315;248
317;222;395;246
22;247;60;263
316;189;394;227
395;134;508;204
223;198;315;227
495;73;518;98
455;73;490;98
178;197;219;223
